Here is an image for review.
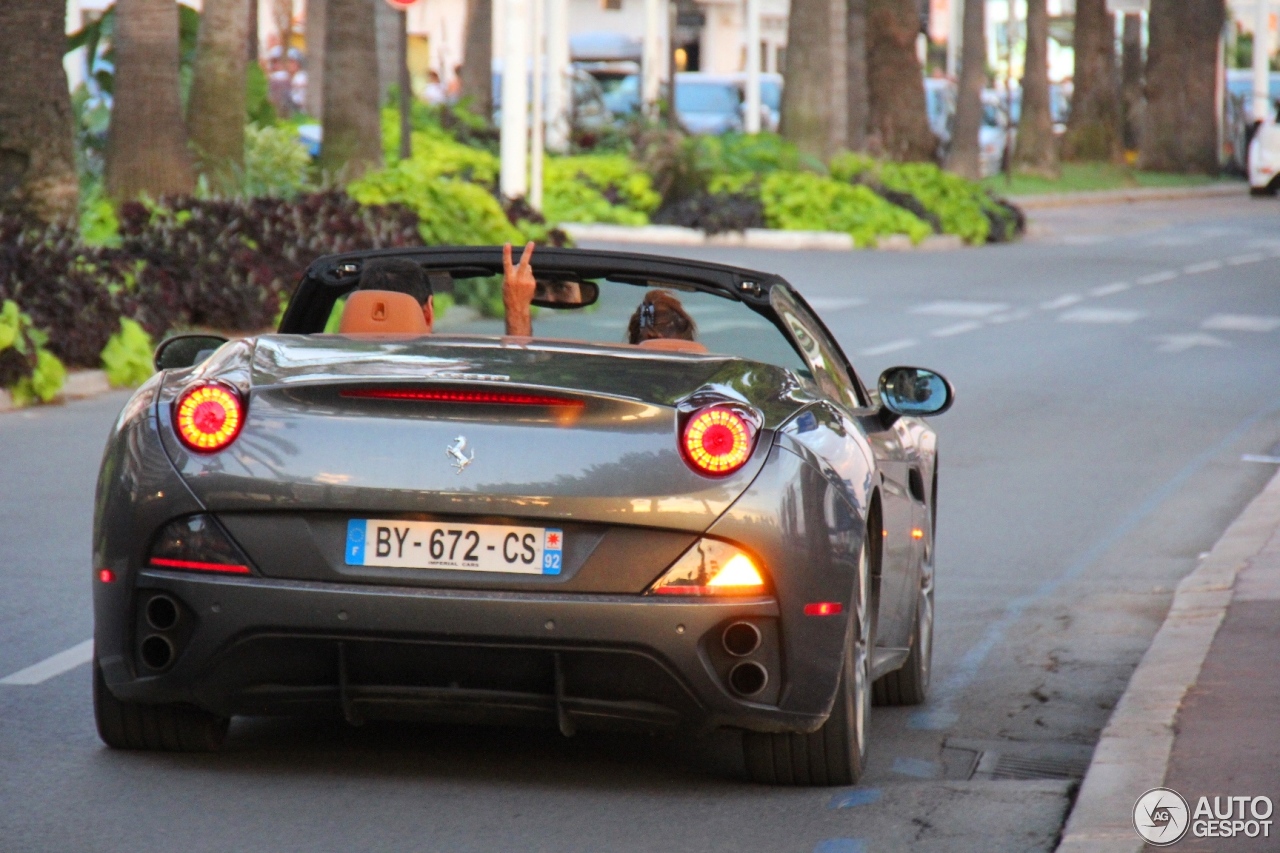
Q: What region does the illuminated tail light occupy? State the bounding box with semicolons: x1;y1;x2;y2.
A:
681;406;757;476
648;538;768;596
174;383;244;453
148;514;252;575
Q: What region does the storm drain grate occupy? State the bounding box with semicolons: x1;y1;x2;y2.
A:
989;753;1091;781
943;738;1094;782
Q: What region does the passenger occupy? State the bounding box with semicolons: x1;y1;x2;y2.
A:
355;257;436;331
502;241;537;337
627;289;698;344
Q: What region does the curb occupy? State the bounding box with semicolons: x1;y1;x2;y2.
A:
1011;181;1244;210
560;223;967;252
0;369;116;415
1055;467;1280;853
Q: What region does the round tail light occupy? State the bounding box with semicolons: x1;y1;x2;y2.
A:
682;406;755;476
174;383;244;453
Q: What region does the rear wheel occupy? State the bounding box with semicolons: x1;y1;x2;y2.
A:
93;657;228;752
743;537;871;786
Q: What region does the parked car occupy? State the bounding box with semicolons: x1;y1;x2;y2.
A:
675;72;745;135
491;65;614;134
725;72;784;132
91;246;952;786
1225;69;1280;173
924;78;957;158
980;90;1015;177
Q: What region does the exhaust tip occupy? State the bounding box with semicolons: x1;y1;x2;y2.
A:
722;621;762;657
140;634;175;671
728;661;768;697
145;595;180;631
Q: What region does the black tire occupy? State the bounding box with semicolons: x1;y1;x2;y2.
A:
872;573;932;706
93;658;228;752
743;538;871;786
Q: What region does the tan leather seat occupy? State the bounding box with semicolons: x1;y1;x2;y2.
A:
338;290;429;336
636;337;709;354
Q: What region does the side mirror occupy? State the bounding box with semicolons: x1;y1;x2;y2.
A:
154;334;229;372
531;278;599;309
878;366;954;417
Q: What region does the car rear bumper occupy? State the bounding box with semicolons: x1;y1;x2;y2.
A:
97;569;830;735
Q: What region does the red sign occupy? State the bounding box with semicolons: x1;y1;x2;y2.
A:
383;0;419;9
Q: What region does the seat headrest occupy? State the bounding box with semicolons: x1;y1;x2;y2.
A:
338;290;429;336
636;337;708;354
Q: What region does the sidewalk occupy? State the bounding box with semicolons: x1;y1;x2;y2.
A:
1057;468;1280;852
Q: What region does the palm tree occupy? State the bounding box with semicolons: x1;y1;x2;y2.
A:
782;0;848;159
1141;0;1226;172
946;0;984;178
319;0;383;179
1013;0;1058;176
188;0;251;190
866;0;937;162
1063;0;1121;162
105;0;196;201
0;0;79;223
459;0;493;117
846;0;870;151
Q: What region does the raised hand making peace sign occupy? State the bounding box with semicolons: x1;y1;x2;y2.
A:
502;241;536;337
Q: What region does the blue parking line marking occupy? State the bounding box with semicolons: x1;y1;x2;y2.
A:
827;788;882;809
345;519;366;565
813;839;867;853
907;710;958;731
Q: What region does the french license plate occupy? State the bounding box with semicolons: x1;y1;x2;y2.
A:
345;519;563;575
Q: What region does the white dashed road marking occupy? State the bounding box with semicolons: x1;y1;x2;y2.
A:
1228;252;1265;266
910;300;1009;318
804;297;866;312
1242;454;1280;464
1201;314;1280;333
986;309;1033;324
1040;294;1083;310
1184;260;1224;275
860;338;918;356
1058;308;1146;324
0;640;93;686
929;321;983;338
1135;270;1178;285
1089;282;1131;297
1151;333;1232;353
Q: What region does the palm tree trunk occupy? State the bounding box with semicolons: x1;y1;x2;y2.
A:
782;0;848;160
1013;0;1058;175
0;0;79;224
867;0;937;162
305;0;325;118
319;0;383;179
1062;0;1121;162
188;0;251;191
946;0;984;178
1141;0;1226;173
459;0;493;117
1121;13;1143;152
105;0;196;202
847;0;870;151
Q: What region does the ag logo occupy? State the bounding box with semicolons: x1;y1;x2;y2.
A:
1134;787;1190;846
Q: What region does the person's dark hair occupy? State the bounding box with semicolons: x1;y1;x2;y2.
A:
357;258;432;306
627;289;697;344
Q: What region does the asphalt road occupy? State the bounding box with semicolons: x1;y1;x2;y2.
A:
3;195;1280;852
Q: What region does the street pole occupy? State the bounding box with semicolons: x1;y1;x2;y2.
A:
398;9;412;160
500;0;530;198
1004;0;1017;185
642;0;663;117
745;0;762;133
530;0;545;210
545;0;569;152
1254;0;1273;125
947;0;962;78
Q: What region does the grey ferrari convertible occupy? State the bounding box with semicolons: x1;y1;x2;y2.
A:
91;246;952;786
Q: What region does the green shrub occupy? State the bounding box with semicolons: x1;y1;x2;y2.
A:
544;155;660;225
694;133;822;177
761;172;931;247
350;161;521;245
238;125;313;199
0;300;66;405
101;317;154;388
831;153;998;245
79;180;120;247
